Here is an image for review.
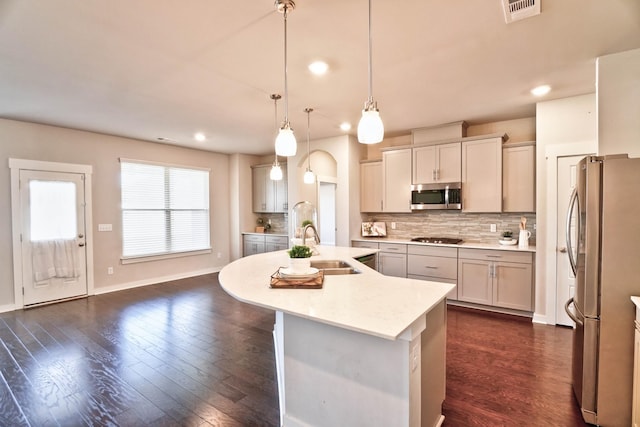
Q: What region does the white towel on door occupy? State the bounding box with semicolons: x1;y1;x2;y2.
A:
32;239;80;281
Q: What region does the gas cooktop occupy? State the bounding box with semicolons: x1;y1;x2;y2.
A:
410;237;463;245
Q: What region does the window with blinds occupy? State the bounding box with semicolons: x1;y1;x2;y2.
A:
120;159;210;259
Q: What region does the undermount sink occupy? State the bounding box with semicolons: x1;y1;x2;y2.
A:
310;260;361;275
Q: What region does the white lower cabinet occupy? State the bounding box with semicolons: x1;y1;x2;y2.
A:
243;234;288;257
407;245;458;300
457;248;533;312
378;243;407;278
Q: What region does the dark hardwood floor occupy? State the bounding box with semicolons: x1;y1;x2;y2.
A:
0;273;587;426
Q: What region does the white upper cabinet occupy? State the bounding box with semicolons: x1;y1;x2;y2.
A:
412;142;461;184
462;136;503;212
360;161;383;213
502;143;535;213
252;163;288;213
383;148;412;213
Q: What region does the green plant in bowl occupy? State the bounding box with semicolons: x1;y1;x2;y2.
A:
301;219;313;227
501;230;513;240
288;245;313;258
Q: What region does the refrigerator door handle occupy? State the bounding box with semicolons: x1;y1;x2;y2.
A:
565;187;579;277
564;297;583;326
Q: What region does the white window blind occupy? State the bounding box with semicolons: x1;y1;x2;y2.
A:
120;160;210;258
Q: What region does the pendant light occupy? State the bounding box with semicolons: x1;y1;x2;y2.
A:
270;94;283;181
303;107;315;184
357;0;384;144
274;0;297;157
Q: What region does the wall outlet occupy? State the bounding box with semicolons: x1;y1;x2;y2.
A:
490;224;497;233
98;223;113;232
391;222;397;230
107;267;113;275
217;252;222;259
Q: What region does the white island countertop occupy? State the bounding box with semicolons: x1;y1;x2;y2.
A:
219;245;454;341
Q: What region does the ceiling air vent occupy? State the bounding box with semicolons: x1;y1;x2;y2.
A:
502;0;540;24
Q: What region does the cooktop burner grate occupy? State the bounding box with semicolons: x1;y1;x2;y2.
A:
410;237;463;245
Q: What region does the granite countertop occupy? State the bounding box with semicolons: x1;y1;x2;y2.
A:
351;237;536;253
219;245;453;341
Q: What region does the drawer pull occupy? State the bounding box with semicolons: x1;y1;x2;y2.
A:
486;255;502;258
425;266;438;269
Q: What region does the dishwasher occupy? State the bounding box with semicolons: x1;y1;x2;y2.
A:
354;253;377;271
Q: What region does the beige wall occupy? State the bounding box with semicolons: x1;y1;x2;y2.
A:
535;93;598;324
0;118;231;308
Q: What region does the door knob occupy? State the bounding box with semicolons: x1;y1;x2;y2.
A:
78;234;84;238
78;243;85;247
559;247;567;253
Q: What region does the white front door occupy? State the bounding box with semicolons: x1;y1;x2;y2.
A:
20;170;88;306
555;155;585;326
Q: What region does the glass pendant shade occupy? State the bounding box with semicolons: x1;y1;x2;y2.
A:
303;168;315;184
275;124;297;157
270;164;283;181
357;106;384;144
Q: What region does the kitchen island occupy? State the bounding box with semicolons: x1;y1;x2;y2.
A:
219;245;454;427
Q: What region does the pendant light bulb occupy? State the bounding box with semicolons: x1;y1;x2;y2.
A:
270;163;283;180
358;0;383;145
303;107;315;184
275;0;297;157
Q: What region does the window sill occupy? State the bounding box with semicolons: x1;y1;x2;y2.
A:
121;248;212;265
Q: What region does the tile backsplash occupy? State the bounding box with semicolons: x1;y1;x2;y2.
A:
360;211;536;244
255;213;288;234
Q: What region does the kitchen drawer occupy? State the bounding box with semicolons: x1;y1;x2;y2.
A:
408;245;457;258
352;240;380;249
407;254;457;280
408;274;458;300
244;234;265;243
265;235;288;245
379;243;407;253
458;248;532;264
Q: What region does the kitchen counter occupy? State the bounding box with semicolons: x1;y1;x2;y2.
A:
351;236;536;252
219;245;452;426
220;245;452;340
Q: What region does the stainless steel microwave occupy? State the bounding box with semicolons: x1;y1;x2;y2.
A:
410;182;462;210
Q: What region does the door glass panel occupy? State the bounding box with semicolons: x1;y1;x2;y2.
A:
29;180;77;241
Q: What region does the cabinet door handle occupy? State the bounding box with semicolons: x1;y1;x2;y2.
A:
432;169;436;181
436;169;440;181
488;264;493;278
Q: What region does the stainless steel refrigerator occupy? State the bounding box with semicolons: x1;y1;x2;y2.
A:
564;154;640;426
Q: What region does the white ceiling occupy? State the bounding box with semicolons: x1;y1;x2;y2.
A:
1;1;639;155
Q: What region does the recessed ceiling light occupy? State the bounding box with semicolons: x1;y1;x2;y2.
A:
340;122;352;131
194;132;206;142
531;85;551;97
308;61;329;75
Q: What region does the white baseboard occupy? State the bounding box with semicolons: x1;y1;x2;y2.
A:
532;312;549;325
0;303;17;314
93;267;222;295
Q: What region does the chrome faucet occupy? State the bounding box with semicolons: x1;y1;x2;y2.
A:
303;224;321;246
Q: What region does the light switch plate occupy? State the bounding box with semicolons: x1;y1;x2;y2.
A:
98;223;113;232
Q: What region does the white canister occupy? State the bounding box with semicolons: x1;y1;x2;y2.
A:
518;230;531;248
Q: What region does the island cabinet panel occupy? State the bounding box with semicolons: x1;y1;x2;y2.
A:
462;137;502;212
382;149;412;212
378;243;407;278
276;302;447;427
407;245;458;300
412;142;461;184
360;161;383;212
457;248;534;312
